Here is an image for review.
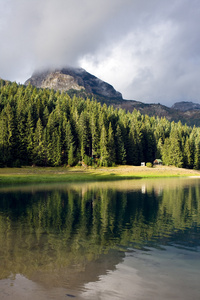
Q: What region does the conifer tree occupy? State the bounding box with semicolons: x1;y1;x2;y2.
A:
26;110;35;164
161;138;171;165
162;128;183;168
63;120;74;164
78;112;88;160
33;118;46;165
90;112;99;158
43;106;50;127
68;143;74;166
194;138;200;170
100;125;109;166
115;125;126;165
0;110;8;165
15;98;27;164
184;137;194;168
3;103;15;165
52;128;62;166
127;125;139;165
107;122;116;165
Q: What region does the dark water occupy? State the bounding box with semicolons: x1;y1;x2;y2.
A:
0;178;200;299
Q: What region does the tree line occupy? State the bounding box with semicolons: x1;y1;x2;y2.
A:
0;79;200;169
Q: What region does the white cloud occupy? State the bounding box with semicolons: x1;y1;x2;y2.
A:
80;20;179;103
0;0;200;105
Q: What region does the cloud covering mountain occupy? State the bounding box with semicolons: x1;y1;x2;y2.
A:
1;0;200;106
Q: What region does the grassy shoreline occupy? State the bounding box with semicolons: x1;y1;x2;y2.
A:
0;165;200;184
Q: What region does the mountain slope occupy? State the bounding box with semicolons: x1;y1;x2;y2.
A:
112;100;200;127
171;101;200;112
25;67;122;100
24;67;200;127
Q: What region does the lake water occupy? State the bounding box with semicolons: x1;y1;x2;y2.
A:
0;178;200;299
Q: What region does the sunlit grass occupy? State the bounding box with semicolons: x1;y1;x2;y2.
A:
0;165;199;185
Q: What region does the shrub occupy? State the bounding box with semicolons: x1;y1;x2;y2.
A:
146;162;153;168
84;155;93;166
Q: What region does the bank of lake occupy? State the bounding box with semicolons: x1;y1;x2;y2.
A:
0;165;200;185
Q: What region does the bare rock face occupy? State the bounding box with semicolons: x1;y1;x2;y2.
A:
25;67;123;99
171;101;200;112
41;72;84;91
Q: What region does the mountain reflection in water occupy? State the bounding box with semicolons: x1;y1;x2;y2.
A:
0;178;200;299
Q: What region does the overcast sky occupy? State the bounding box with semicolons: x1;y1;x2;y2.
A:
1;0;200;106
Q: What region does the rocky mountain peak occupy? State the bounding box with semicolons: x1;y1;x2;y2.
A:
25;67;123;99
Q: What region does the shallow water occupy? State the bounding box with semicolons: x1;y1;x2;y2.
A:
0;178;200;299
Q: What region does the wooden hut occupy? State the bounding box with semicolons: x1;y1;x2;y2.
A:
153;159;163;165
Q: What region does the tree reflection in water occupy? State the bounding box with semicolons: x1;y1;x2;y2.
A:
0;179;199;289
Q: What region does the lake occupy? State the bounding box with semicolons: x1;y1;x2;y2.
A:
0;178;200;299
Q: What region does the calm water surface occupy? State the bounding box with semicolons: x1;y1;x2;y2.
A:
0;178;200;299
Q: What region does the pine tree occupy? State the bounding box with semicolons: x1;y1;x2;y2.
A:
78;112;88;160
33;118;46;166
170;131;184;168
63;120;74;164
100;125;109;166
194;138;200;170
107;122;116;165
0;110;8;166
155;138;163;159
145;128;156;162
26;110;35;164
2;104;16;166
127;125;139;165
68;143;74;166
52;128;62;166
184;137;194;168
15;98;27;165
90;112;99;158
161;138;171;165
162;129;183;168
115;125;126;165
43;106;49;127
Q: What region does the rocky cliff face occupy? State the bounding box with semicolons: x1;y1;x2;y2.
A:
171;101;200;112
25;67;122;99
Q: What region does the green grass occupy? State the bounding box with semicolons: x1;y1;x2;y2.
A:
0;165;199;185
0;171;138;184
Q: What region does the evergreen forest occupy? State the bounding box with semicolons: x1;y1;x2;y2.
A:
0;79;200;169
